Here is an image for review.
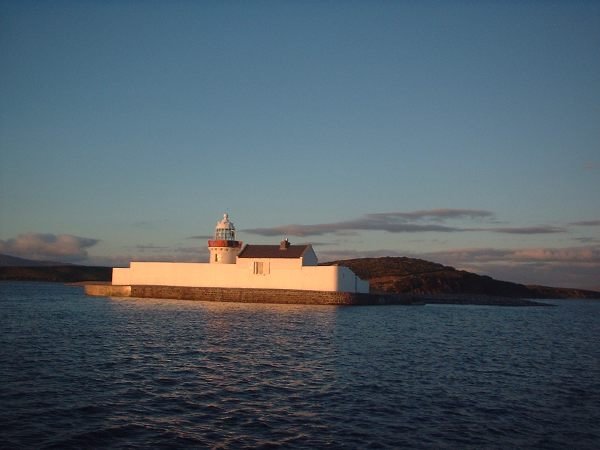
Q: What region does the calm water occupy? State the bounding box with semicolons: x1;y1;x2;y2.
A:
1;282;599;449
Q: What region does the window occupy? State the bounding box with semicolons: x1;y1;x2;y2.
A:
253;261;264;274
252;261;270;275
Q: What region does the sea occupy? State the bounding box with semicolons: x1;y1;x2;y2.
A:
1;282;599;449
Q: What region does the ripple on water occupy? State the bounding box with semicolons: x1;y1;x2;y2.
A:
1;285;600;448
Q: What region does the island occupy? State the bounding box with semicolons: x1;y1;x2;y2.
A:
2;216;598;306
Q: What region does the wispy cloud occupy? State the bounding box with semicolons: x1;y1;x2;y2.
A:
425;246;600;264
570;220;600;227
368;209;495;222
573;237;600;244
244;209;493;237
0;233;99;262
186;235;213;240
471;226;566;234
244;209;566;237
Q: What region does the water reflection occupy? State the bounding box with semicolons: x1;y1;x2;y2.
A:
97;296;343;447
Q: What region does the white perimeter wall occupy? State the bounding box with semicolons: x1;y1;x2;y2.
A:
112;259;369;293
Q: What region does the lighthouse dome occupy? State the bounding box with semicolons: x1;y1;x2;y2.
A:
214;213;236;240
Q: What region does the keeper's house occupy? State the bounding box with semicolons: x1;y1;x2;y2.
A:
111;214;369;294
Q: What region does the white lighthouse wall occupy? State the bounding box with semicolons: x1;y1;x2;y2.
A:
208;246;240;264
112;260;369;293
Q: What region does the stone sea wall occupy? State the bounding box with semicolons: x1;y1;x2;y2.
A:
84;284;415;305
85;284;131;297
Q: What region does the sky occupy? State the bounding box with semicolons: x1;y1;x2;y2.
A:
1;1;599;290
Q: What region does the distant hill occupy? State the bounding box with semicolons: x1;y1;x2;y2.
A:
321;257;600;299
0;254;71;267
0;253;111;282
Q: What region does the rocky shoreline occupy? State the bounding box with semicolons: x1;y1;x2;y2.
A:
82;283;548;307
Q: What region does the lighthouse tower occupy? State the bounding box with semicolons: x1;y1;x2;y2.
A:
208;213;242;264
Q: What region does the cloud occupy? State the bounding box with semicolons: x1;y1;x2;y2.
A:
245;222;461;237
454;261;600;291
512;247;599;262
470;226;566;234
0;233;99;262
243;209;567;237
368;209;494;222
424;246;600;264
244;209;493;237
570;220;600;227
573;237;600;244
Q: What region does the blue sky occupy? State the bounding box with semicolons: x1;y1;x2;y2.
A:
1;1;599;289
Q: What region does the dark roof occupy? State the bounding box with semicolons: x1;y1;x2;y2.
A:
237;244;310;259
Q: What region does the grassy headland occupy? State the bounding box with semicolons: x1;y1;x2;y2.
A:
321;257;599;299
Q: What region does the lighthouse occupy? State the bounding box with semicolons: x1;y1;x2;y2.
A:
208;213;242;264
98;212;370;296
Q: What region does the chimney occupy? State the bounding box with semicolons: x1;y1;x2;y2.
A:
280;239;290;250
